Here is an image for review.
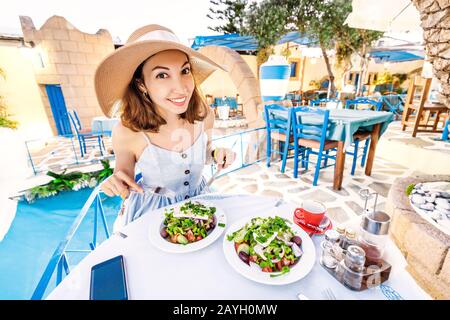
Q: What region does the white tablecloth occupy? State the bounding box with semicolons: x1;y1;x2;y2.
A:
91;117;120;133
47;194;431;300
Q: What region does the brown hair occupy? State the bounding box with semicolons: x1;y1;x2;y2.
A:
120;58;208;132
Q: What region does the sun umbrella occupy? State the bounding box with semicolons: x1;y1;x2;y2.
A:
344;0;422;32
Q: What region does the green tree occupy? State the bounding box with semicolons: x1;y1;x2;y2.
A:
207;0;248;34
285;0;346;97
334;26;383;95
244;0;290;68
284;0;383;97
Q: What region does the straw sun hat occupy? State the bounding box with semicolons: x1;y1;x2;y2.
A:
94;24;227;117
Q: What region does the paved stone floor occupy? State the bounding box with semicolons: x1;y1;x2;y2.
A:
26;135;114;174
383;121;450;154
211;151;412;227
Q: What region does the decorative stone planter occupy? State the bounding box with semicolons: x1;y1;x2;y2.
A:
386;174;450;299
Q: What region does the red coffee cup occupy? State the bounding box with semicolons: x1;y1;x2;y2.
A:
294;200;326;226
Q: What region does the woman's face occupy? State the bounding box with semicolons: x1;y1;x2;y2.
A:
141;50;195;117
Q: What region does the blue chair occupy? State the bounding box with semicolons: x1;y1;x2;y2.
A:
346;98;382;111
347;131;371;175
285;93;302;106
214;97;237;108
310;98;341;109
441;118;450;141
68;110;105;158
264;104;294;173
290;106;337;186
380;94;405;114
344;99;379;175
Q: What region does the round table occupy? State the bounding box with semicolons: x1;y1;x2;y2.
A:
47;194;430;300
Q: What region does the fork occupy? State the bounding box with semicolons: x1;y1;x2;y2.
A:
112;231;128;239
322;288;337;300
207;139;238;187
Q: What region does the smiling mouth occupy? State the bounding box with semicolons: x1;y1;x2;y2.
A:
167;97;187;106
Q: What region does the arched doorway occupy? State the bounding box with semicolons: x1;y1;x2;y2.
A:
198;46;262;127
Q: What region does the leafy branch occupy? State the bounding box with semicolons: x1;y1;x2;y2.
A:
23;159;114;202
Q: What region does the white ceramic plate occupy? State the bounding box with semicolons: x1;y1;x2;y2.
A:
222;213;316;285
148;200;227;253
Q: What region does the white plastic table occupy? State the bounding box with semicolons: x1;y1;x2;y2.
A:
91;117;120;134
47;194;430;300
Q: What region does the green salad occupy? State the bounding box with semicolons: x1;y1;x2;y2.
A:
227;216;303;277
160;201;217;245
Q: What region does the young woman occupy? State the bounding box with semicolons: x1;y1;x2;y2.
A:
95;24;235;229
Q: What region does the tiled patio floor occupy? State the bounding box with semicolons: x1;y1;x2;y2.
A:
26;135;114;175
212;153;412;227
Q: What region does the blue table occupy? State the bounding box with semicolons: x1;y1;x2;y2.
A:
270;108;394;189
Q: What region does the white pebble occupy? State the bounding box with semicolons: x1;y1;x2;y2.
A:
435;198;450;210
420;203;435;211
431;192;440;198
425;196;435;203
431;211;441;220
411;195;425;205
436;206;450;215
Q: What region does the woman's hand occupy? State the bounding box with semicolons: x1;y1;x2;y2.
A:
213;148;236;170
100;171;144;199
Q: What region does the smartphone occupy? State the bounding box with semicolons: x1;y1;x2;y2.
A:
89;255;128;300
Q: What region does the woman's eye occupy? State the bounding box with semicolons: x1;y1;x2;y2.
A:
182;67;191;75
156;73;168;79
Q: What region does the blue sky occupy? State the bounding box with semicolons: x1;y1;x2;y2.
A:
0;0;225;45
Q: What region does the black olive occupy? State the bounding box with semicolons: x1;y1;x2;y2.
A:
160;228;168;238
238;251;250;265
291;236;302;247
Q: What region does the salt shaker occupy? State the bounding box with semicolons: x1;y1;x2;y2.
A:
320;229;340;269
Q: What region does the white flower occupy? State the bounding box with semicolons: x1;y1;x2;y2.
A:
81;179;89;188
25;192;36;203
72;183;82;191
89;178;98;188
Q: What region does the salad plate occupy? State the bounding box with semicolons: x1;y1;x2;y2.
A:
223;213;316;285
148;200;226;253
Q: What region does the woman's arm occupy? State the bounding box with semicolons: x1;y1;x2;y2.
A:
100;122;143;197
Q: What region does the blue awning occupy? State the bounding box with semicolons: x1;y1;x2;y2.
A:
370;50;424;63
191;31;314;51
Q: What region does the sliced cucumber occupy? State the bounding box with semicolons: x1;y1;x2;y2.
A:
234;228;247;243
177;234;188;245
237;243;250;255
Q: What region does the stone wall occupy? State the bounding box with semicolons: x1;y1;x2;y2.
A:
413;0;450;107
386;174;450;299
19;16;114;134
